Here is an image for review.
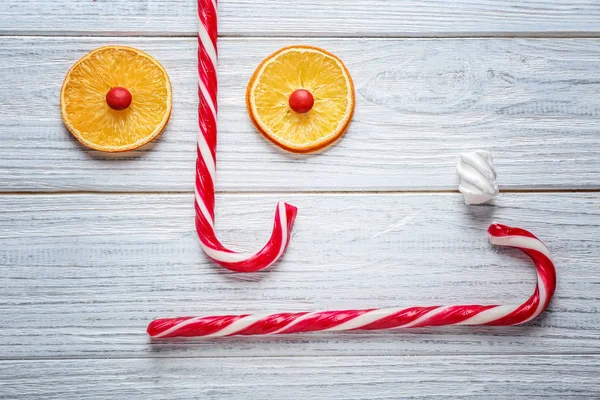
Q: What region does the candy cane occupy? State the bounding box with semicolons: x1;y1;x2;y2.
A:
148;223;557;338
195;0;297;272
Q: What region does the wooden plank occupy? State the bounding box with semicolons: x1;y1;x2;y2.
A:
1;1;600;36
0;193;598;358
1;37;599;192
1;355;599;399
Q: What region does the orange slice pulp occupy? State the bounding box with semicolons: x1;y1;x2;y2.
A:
60;46;172;152
246;45;355;153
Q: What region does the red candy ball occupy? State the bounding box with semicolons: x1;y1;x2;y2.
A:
106;87;132;111
288;89;314;113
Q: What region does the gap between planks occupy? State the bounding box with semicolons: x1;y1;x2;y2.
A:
1;189;600;196
2;32;600;39
1;352;599;362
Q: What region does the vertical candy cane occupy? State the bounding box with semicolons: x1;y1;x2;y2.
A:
148;223;557;338
196;0;297;272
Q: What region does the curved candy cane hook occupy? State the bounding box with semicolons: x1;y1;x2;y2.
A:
148;223;557;338
196;0;297;272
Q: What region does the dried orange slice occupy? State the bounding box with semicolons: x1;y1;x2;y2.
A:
60;46;172;152
246;45;355;153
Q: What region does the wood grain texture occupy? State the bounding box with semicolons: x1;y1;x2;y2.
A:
1;193;598;358
2;0;599;396
1;37;600;192
1;1;600;36
2;355;599;399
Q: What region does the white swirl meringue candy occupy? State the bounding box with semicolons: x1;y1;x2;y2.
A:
457;150;499;205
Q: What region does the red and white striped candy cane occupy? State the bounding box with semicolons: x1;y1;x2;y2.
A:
195;0;297;272
148;223;557;338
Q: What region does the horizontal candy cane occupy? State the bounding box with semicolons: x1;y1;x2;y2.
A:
148;223;557;338
196;0;297;272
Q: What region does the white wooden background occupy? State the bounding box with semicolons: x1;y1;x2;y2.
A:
1;1;599;399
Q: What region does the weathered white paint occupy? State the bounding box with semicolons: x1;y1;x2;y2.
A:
1;1;600;36
1;193;598;358
1;37;599;192
1;2;599;396
2;355;599;399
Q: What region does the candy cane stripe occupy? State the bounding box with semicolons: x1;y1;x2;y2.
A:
147;224;557;338
194;0;297;272
199;80;217;119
